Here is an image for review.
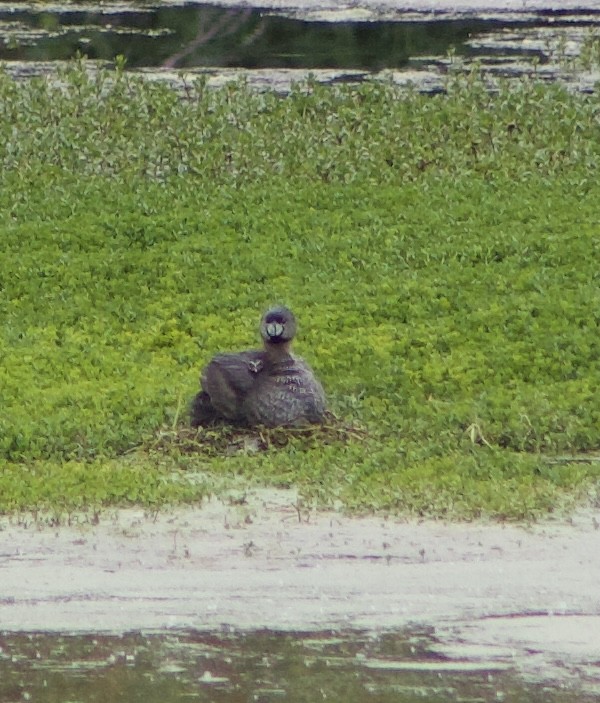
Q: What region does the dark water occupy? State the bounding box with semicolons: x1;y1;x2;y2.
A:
0;628;595;702
1;2;599;71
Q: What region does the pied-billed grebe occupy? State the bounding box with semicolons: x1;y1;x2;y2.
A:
191;306;326;428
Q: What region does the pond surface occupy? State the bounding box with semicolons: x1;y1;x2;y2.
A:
1;1;600;89
0;3;542;70
2;500;600;698
1;628;597;703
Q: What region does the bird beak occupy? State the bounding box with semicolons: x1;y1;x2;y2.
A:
266;322;285;338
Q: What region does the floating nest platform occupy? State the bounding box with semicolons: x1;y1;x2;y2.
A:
146;412;366;458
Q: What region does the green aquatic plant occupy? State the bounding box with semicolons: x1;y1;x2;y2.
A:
1;62;599;518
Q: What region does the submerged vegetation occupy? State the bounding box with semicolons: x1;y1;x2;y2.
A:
1;61;599;518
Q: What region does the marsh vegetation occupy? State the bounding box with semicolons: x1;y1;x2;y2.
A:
1;61;599;519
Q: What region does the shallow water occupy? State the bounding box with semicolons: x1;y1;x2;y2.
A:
1;1;600;90
0;4;492;69
2;497;600;696
1;628;596;702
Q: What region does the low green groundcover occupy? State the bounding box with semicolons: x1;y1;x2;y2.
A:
1;62;599;518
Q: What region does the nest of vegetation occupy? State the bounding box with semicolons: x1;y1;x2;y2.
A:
147;412;367;458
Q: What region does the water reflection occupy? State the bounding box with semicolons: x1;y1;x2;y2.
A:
0;629;596;703
0;3;593;70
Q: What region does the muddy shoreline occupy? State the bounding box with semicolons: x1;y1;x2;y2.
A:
1;489;599;690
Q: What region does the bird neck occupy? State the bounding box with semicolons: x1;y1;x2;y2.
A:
264;340;292;362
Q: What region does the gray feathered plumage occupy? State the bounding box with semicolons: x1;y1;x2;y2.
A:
190;307;326;428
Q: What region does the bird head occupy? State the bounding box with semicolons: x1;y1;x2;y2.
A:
260;306;297;345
